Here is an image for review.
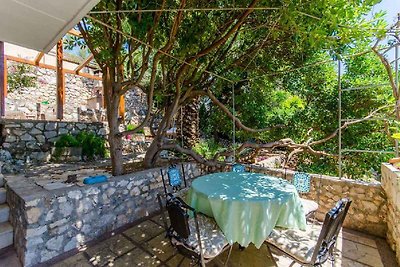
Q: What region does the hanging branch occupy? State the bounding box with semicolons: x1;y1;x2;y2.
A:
206;89;285;132
159;104;394;166
372;18;400;118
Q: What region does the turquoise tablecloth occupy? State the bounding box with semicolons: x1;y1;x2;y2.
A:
187;172;307;248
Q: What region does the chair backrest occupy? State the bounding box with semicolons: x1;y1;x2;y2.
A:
311;198;352;264
166;194;191;239
161;164;187;195
232;163;246;173
292;172;311;193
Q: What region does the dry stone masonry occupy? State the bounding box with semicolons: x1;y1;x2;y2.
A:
6;65;98;121
0;119;106;165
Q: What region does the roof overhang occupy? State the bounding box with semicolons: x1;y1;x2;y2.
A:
0;0;99;52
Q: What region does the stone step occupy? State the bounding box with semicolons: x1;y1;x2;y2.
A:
0;188;6;204
0;176;4;187
0;222;13;250
0;204;10;223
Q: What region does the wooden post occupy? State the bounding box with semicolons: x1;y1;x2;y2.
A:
119;95;125;121
56;40;65;120
0;41;5;117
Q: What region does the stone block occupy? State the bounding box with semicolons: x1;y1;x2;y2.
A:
26;207;42;224
20;133;34;141
45;123;57;131
44;131;57;139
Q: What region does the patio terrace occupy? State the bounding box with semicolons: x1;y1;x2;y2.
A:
1;161;399;266
0;212;397;267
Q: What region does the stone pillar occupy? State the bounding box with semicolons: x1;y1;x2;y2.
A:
381;163;400;265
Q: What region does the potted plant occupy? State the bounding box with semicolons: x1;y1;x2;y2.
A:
52;134;82;162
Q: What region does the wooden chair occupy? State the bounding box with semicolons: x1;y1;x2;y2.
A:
162;193;232;267
292;172;319;219
266;198;352;267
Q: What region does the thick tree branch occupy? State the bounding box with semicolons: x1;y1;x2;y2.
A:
206;89;284;132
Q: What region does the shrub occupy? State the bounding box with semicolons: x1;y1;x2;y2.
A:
193;139;226;160
55;134;79;147
76;131;107;159
54;132;107;160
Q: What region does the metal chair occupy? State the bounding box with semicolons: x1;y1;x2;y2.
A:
232;163;246;172
266;198;352;267
162;193;232;267
292;172;319;219
160;164;188;195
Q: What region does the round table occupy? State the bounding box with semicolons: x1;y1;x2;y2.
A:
187;172;307;248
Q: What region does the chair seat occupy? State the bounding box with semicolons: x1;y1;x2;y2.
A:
172;214;229;259
301;198;318;216
266;225;320;263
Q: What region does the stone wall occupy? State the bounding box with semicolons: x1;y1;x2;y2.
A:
249;166;388;237
6;63;100;121
0;119;106;163
5;162;203;267
381;163;400;264
124;87;147;125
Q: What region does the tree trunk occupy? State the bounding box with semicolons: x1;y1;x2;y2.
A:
177;97;200;148
103;69;124;176
144;135;161;168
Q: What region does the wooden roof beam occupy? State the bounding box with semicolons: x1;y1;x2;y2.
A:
74;53;94;74
34;52;45;65
68;29;82;37
5;55;102;81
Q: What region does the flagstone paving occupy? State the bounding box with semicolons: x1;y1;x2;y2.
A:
0;213;397;267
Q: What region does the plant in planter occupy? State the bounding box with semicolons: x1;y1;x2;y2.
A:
53;132;108;161
53;134;82;161
76;131;107;160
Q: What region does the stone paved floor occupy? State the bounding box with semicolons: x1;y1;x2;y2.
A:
0;213;397;267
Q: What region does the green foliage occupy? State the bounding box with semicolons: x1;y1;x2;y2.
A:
76;131;107;159
55;134;80;148
193;139;226;160
55;132;107;159
126;124;144;134
73;0;391;176
8;63;36;92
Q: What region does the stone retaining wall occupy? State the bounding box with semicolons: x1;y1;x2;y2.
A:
5;163;203;266
381;163;400;264
249;166;388;237
0;119;106;162
6;64;98;121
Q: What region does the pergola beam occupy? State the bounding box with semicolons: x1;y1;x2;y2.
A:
75;53;94;74
34;52;45;65
56;40;65;120
68;29;82;37
5;55;102;81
